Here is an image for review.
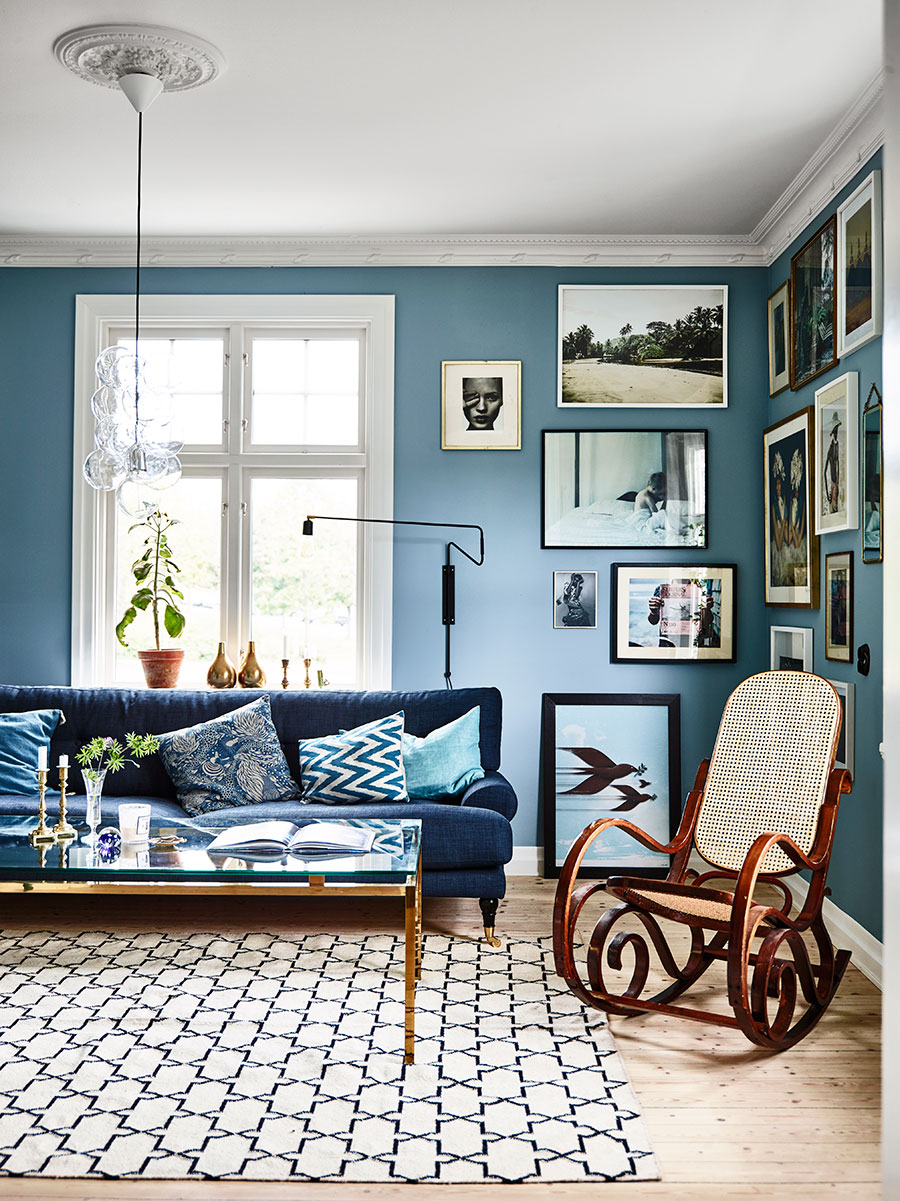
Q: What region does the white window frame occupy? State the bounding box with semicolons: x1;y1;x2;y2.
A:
72;294;395;689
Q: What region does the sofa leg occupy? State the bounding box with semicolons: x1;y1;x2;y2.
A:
479;898;501;948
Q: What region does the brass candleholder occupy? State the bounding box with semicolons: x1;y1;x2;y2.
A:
28;769;56;847
52;764;77;842
303;657;312;689
281;658;290;689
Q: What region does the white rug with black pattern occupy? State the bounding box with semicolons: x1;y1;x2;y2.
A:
0;930;658;1183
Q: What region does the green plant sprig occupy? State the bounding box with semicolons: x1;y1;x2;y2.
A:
116;510;186;649
75;732;159;780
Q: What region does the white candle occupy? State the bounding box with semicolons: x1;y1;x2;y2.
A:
283;634;289;660
58;754;69;768
304;647;311;661
37;747;48;771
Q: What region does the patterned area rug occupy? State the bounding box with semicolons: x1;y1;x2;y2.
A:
0;930;658;1183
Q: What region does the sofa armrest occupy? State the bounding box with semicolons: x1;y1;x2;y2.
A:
458;771;517;822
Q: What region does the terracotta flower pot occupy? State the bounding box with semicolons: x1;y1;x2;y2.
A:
137;648;185;689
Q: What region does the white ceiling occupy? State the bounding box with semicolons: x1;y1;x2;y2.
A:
0;0;884;241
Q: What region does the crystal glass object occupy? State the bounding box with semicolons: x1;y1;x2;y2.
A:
82;768;108;847
97;826;121;861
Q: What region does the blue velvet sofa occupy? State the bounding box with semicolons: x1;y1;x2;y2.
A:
0;684;516;940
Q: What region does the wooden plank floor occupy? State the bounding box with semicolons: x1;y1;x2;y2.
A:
0;875;882;1201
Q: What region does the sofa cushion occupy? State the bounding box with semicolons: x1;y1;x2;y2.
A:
298;712;407;805
0;709;63;795
156;695;300;817
402;706;485;799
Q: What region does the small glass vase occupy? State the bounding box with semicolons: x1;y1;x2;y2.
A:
82;768;108;846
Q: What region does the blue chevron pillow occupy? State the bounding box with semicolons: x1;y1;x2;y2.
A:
298;711;408;805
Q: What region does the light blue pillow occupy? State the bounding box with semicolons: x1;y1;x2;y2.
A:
157;695;300;817
402;706;484;799
0;709;63;795
299;711;407;805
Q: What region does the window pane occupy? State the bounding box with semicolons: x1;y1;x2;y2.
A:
117;336;224;445
250;338;359;445
114;477;222;687
249;477;358;689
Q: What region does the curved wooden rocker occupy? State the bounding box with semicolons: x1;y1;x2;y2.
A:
553;672;853;1050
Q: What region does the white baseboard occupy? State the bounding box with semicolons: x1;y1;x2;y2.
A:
507;846;883;989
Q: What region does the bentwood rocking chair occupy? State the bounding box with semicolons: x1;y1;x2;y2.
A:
553;672;853;1050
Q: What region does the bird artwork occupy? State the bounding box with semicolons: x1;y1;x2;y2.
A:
557;747;648;797
609;785;658;812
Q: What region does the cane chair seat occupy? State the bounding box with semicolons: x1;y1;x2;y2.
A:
609;878;739;930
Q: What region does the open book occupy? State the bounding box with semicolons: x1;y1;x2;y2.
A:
206;820;376;858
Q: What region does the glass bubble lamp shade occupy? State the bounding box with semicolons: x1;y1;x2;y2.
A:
82;346;183;516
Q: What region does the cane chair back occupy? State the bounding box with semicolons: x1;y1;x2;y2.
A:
694;672;840;875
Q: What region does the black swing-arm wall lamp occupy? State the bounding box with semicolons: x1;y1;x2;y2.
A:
301;515;485;689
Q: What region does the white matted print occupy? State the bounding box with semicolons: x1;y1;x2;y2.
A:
558;285;727;408
611;564;736;663
826;678;855;774
815;372;859;535
553;571;598;629
837;170;882;357
770;626;813;672
441;360;521;449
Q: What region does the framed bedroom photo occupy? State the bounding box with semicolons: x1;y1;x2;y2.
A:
826;678;855;774
553;570;598;629
541;692;681;880
814;372;859;535
770;625;813;672
790;214;838;390
862;384;883;563
542;429;708;549
825;551;853;662
558;284;727;408
837;170;882;357
763;407;819;608
767;280;791;396
610;563;736;663
441;360;521;450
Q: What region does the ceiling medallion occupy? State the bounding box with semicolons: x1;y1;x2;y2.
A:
53;24;225;93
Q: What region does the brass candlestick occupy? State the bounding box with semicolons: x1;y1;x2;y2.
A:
28;769;56;847
281;658;290;689
52;764;77;842
303;657;312;689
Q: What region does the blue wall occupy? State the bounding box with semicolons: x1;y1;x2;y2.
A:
767;153;884;938
3;248;879;936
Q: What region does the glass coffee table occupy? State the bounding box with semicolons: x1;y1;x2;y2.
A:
0;816;423;1063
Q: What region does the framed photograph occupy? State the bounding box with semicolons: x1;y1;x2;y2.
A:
553;570;598;629
542;429;708;549
825;551;853;662
790;215;837;390
541;693;681;879
837;170;882;357
610;563;736;663
826;678;855;774
558;285;727;408
770;626;813;672
862;384;883;564
441;360;521;449
814;372;859;535
768;280;791;396
763;407;819;607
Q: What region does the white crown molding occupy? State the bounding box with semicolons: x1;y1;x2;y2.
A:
752;69;885;265
0;73;884;269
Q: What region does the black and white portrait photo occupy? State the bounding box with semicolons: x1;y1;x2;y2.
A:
442;360;521;450
553;570;598;629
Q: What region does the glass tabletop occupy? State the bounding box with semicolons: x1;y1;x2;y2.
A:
0;817;422;885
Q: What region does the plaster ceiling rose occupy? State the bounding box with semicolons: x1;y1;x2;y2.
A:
53;24;225;93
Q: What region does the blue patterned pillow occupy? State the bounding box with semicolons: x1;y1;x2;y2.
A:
298;711;407;805
157;695;300;817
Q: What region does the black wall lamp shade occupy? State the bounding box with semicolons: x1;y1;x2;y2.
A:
302;514;484;689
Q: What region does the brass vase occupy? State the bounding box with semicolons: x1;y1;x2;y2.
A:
207;642;237;689
238;641;266;688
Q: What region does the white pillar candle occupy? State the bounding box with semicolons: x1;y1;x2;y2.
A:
283;634;289;659
58;754;69;768
37;746;48;771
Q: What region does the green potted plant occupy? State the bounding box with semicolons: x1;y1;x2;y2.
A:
116;509;186;688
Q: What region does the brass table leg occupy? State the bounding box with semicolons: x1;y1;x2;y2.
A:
415;855;422;981
404;871;419;1064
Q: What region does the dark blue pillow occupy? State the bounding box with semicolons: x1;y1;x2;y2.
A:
0;709;63;795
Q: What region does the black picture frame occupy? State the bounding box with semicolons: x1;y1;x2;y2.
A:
542;429;708;549
610;563;737;663
541;692;681;880
790;214;838;390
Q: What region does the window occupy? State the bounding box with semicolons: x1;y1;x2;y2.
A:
73;295;394;690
